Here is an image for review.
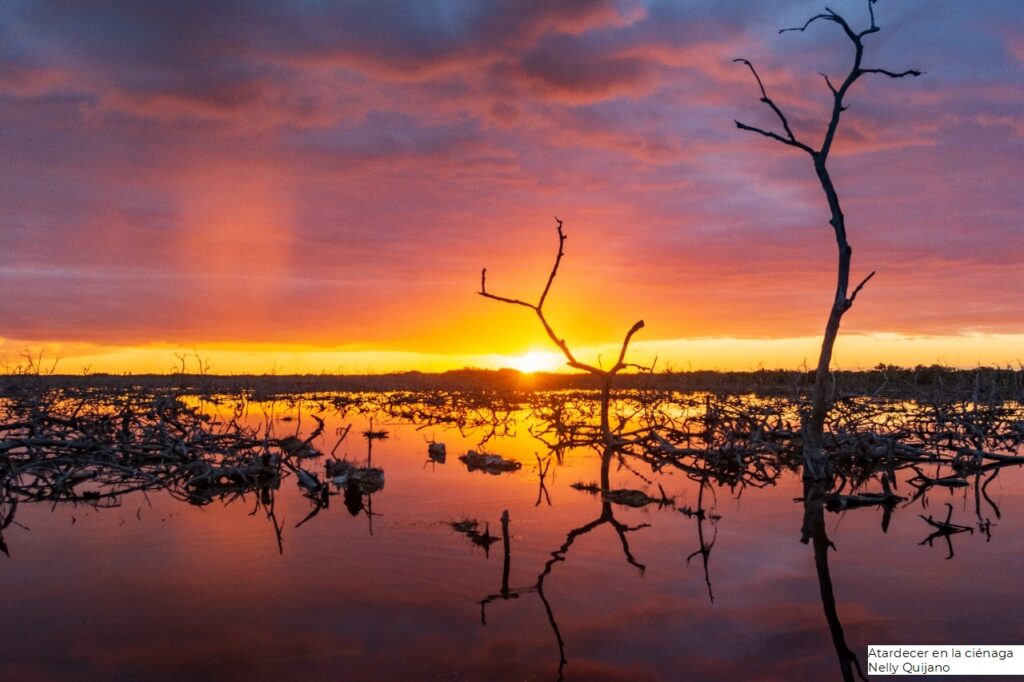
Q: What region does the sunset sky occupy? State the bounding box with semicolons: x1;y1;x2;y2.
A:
1;0;1022;374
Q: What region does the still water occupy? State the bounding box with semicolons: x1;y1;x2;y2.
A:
1;391;1022;681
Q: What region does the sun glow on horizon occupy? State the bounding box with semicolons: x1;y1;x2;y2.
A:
3;332;1024;376
502;350;566;374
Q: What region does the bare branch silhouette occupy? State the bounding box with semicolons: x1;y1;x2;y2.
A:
480;218;647;439
733;59;813;154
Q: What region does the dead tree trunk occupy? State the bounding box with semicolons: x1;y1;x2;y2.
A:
734;1;920;479
480;219;647;444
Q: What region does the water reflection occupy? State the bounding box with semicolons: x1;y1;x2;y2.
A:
1;385;1023;679
917;503;974;559
682;478;718;604
802;480;867;682
480;445;653;681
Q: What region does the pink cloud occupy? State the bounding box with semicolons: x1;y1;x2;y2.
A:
0;0;1022;355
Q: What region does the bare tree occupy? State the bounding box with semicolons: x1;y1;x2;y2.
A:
479;218;646;442
734;0;921;479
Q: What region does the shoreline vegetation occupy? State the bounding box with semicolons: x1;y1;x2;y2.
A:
3;365;1023;400
3;366;1021;549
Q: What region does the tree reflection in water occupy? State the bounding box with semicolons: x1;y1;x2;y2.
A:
462;388;1024;680
802;479;868;682
480;444;650;681
2;383;1024;678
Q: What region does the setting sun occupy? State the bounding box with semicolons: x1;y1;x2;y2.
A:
504;350;566;374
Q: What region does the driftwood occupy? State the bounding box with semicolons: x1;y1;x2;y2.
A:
825;475;902;511
2;381;1022;562
327;460;385;493
0;387;380;553
459;450;522;474
603;488;671;509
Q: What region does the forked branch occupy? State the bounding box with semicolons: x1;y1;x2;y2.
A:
733;59;814;156
735;0;921;162
479;218;645;378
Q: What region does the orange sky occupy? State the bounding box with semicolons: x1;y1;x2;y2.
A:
1;1;1022;373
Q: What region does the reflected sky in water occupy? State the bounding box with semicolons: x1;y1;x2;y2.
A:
2;392;1023;681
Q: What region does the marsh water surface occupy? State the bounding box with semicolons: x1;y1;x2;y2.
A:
1;390;1022;681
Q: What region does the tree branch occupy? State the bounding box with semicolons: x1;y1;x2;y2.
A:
733;58;813;154
774;1;923;161
733;58;770;100
859;67;923;79
479;269;535;310
610;320;646;374
820;72;837;95
843;270;876;311
478;219;643;378
826;7;859;42
734;120;815;155
780;12;836;35
538;218;566;309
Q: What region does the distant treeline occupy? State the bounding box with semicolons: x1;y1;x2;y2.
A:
3;365;1023;400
